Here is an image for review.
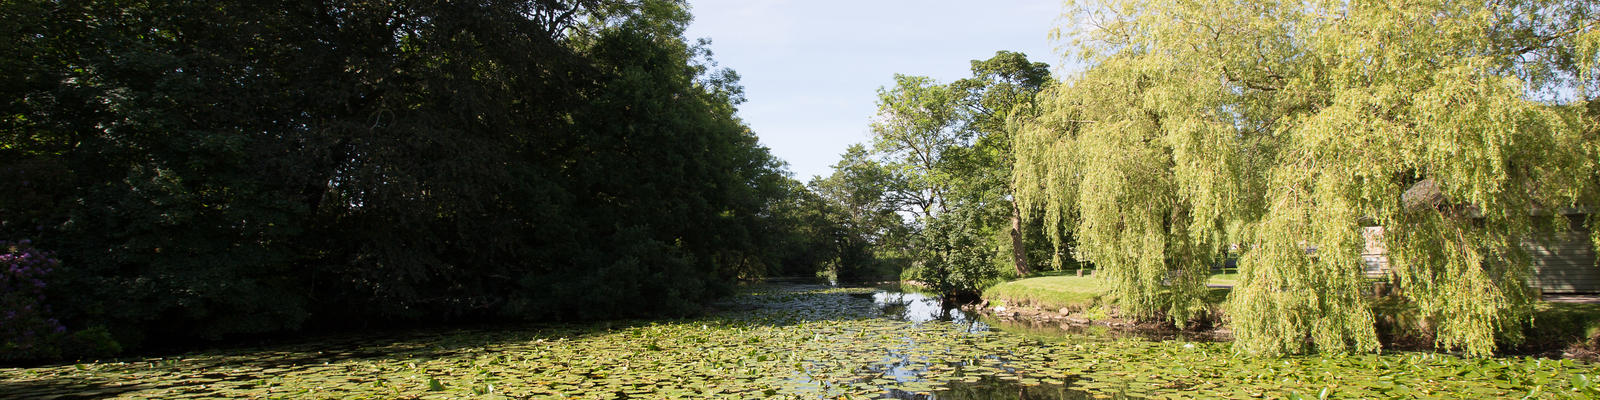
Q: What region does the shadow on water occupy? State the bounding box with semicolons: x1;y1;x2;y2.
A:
0;376;147;400
0;325;633;400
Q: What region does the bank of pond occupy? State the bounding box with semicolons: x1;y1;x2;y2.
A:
2;282;1597;399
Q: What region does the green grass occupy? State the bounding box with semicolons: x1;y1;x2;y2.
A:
1207;272;1240;286
984;272;1241;312
982;275;1108;311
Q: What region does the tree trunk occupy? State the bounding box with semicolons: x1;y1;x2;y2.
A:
1009;200;1031;276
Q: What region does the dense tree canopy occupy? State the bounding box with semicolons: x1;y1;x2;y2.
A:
0;0;835;359
1017;0;1599;356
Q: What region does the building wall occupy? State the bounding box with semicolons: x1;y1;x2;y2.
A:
1361;220;1600;294
1361;226;1390;279
1526;221;1600;293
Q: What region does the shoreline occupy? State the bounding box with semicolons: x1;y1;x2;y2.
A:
964;301;1235;343
968;287;1599;361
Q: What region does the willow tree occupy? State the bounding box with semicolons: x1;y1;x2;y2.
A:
1018;0;1598;356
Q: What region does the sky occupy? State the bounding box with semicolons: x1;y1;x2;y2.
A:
682;1;1069;182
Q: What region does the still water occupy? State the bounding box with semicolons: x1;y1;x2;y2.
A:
857;287;1094;400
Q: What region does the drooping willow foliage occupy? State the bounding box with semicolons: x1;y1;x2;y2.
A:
1017;0;1599;356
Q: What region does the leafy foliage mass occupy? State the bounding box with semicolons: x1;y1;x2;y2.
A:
1016;0;1600;356
0;0;839;358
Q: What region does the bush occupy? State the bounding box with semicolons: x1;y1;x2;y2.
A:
1;240;66;361
1521;302;1600;356
0;241;123;363
915;209;1002;299
61;326;122;360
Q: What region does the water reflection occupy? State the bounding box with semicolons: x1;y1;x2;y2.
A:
857;290;1103;399
980;314;1221;344
868;290;987;331
908;379;1096;400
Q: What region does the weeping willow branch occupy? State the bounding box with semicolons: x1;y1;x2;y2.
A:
1018;0;1597;356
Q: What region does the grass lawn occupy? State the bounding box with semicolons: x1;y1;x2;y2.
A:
982;275;1107;311
984;272;1241;312
1207;272;1239;286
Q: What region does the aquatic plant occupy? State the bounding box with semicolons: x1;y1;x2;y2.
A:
2;284;1596;398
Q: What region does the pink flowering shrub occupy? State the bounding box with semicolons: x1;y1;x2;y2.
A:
1;239;66;359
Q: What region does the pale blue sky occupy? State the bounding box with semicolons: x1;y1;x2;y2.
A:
683;1;1068;181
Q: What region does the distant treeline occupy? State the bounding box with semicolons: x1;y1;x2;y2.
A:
0;0;868;361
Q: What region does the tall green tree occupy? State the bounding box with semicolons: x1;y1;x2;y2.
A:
858;52;1054;296
810;145;916;279
1018;0;1598;356
0;0;806;356
871;76;964;220
813;145;914;248
950;51;1052;276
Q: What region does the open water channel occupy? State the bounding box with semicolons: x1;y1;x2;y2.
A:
1;281;1596;399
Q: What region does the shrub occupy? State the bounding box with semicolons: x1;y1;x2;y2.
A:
0;240;122;363
915;209;1002;299
1;239;66;361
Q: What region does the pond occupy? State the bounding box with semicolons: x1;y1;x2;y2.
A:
2;282;1597;399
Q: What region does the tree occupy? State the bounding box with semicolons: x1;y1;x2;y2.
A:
871;76;965;220
813;145;914;247
0;0;809;356
1018;0;1599;356
810;146;916;280
950;51;1052;276
858;52;1054;296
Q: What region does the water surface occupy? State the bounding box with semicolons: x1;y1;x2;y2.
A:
1;282;1594;399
